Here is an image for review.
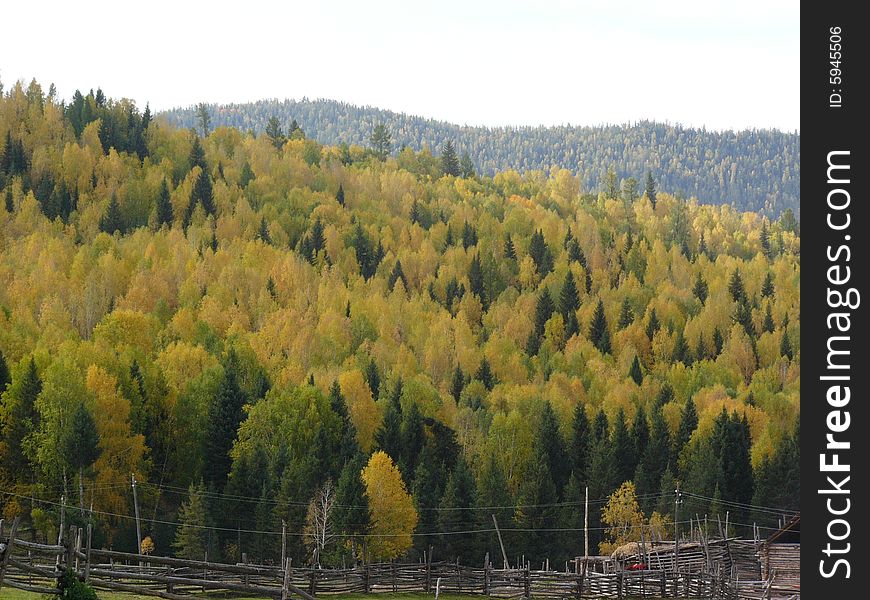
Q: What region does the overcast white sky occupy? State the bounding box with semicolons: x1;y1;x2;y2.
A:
0;0;799;131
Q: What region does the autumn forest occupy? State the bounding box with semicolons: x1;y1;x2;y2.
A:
0;81;799;568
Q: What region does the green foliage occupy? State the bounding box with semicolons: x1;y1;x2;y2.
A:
58;568;97;600
589;299;611;354
174;480;209;559
440;141;460;177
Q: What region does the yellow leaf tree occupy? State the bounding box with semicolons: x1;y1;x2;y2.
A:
361;451;418;561
600;481;646;555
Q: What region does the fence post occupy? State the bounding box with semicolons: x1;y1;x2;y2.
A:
523;564;530;599
425;547;432;592
74;527;82;573
617;571;623;599
281;557;291;600
660;571;666;597
483;553;490;596
84;523;93;583
364;563;371;594
309;568;317;597
242;552;249;587
0;516;21;591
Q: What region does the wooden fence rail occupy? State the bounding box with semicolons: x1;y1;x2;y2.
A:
0;525;796;599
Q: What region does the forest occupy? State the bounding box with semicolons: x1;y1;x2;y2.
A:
0;80;799;568
164;98;800;218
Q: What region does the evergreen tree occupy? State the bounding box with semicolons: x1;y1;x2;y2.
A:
630;406;648;476
61;402;101;511
695;333;708;362
203;350;249;489
5;187;13;213
476;453;513;563
475;358;495;391
528;229;554;276
461;221;478;249
760;221;771;257
728;268;747;302
333;455;370;554
411;446;441;555
503;233;516;260
589;299;612;354
239;161;255;187
189;136;207;171
459;150;476;178
445;225;455;248
257;217;271;243
712;326;724;356
364;359;380;399
761;272;775;298
629;355;643;385
559;270;581;319
329;381;360;465
762;302;776;333
468;253;486;308
514;447;559;562
388;260;407;291
673;329;690;364
567;239;586;266
449;365;465;403
654;382;674;409
0;350;10;393
734;300;756;339
190;168;215;217
440;140;460;177
437;457;477;562
587;419;617;552
369;123;391;160
674;398;698;471
156;179;173;227
173;481;209;559
645;170;657;208
99;193;124;234
780;328;794;359
693;272;708;304
570;403;592;485
656;466;676;518
336;184;346;207
618;297;634;329
536;402;570;495
526;288;555;355
310;217;325;254
265;116;286;150
635;406;670;513
612;408;635;485
195;103;211;137
603;165;618;199
1;357;42;484
399;401;425;479
374;381;403;459
645;308;660;340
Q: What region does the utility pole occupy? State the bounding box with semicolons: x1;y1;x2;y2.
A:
491;514;509;569
584;486;589;559
674;484;682;573
132;473;142;556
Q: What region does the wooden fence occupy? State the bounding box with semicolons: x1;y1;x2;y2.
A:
0;516;797;600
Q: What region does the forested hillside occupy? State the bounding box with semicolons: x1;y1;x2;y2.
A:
1;81;799;567
164;99;800;218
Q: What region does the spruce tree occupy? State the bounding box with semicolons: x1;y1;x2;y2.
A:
437;457;477;562
589;299;611;354
476;453;512;564
258;217;271;243
399;402;425;479
612;408;635;485
674;398;698;470
335;184;345;207
696;333;709;362
459;150;476;178
673;329;690;364
62;402;101;511
468;253;486;307
762;302;776;333
364;359;380;399
265;116;286;149
618;297;634;329
411;446;441;554
475;358;495;391
526;288;555;355
173;481;209;559
728;268;746;302
203;350;248;489
780;328;794;359
761;272;775;298
374;381;403;460
693;272;708;304
461;221;478;249
528;230;554;276
4;187;13;213
629;355;643;385
156;179;173;227
559;270;581;319
645;308;660;340
635;406;670;513
514;448;559;562
99;193;124;234
570;403;592;485
0;350;10;392
645;170;657;208
440;140;460;177
712;326;724;356
369;123;391;160
503;233;516;260
449;365;465;402
536;401;570;495
189;136;207;171
1;357;42;483
388;260;407;291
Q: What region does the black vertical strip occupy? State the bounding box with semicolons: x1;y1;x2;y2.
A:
801;6;866;597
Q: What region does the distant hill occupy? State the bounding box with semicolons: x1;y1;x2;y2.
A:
163;99;800;217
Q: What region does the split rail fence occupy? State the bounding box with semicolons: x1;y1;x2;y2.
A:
0;516;797;600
